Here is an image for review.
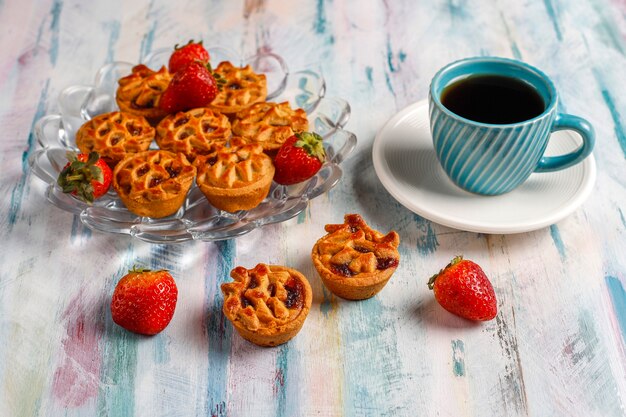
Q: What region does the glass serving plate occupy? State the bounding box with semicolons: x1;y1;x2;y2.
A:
29;47;356;243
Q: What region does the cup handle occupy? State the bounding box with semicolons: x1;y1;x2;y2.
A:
534;113;595;173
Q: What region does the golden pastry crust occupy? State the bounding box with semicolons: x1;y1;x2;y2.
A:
194;142;274;212
231;101;309;156
75;111;155;167
112;150;196;218
209;62;267;115
155;107;231;162
311;214;400;300
221;263;313;347
116;64;172;125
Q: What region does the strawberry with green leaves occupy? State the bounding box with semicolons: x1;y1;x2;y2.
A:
273;132;326;185
110;267;178;336
168;40;210;74
428;256;497;321
57;151;112;203
159;61;219;114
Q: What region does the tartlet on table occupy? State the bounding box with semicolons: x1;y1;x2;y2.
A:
221;263;313;347
311;214;401;300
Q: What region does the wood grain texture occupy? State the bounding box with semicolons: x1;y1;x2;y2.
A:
0;0;625;416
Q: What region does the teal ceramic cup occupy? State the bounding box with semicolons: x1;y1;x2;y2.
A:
429;57;595;195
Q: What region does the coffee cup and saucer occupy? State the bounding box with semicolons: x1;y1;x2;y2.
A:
372;57;596;234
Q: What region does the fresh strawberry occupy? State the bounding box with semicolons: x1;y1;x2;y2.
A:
110;267;178;336
428;256;497;321
158;61;219;113
273;132;326;185
57;151;112;203
168;40;210;74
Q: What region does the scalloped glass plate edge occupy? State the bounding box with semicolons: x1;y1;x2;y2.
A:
29;51;356;243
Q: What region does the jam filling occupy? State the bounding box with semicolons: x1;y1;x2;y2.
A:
136;165;149;177
267;283;276;298
248;277;258;289
377;257;399;270
174;117;189;128
206;156;218;166
127;123;142;135
149;177;163;187
284;278;304;309
99;128;110;136
166;165;181;178
331;257;398;277
241;296;252;308
331;263;355;277
229;83;242;90
353;245;370;253
202;122;215;133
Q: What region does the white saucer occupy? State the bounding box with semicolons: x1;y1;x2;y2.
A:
372;100;597;234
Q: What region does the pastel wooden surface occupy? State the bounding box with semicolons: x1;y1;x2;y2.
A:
1;1;625;416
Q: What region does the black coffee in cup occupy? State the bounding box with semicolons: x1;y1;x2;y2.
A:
441;74;545;124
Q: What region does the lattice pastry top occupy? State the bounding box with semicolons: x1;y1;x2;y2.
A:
116;64;172;124
312;214;400;280
221;264;312;346
112;150;196;218
195;142;274;190
209;62;267;115
155;107;232;161
231;101;309;154
75;111;155;167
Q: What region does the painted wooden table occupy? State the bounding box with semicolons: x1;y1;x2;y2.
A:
1;1;625;416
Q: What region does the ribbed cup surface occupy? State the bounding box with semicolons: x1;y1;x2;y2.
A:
429;100;555;195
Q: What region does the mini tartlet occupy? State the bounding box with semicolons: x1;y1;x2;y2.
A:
221;263;313;347
155;107;231;162
75;111;155;167
112;150;196;218
311;214;400;300
209;62;267;116
194;142;274;212
232;101;309;157
116;64;172;125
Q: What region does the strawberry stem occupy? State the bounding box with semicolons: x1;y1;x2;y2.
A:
449;255;463;267
427;274;438;290
65;174;85;182
174;39;200;50
427;255;464;290
130;265;152;273
295;132;326;162
57;151;104;204
128;265;168;274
